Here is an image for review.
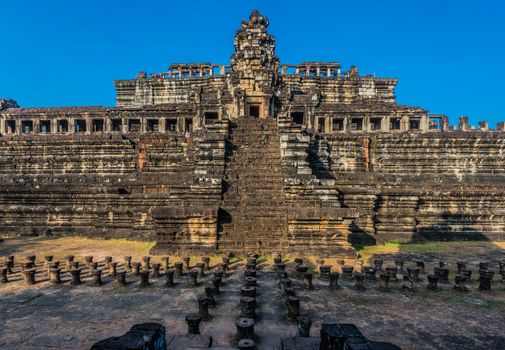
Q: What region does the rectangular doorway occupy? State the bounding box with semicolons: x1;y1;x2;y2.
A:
249;105;260;118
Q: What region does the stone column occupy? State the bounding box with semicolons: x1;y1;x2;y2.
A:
197;296;210;320
329;272;339;289
244;277;257;287
1;267;8;283
286;296;300;321
297;316;312;337
65;255;75;270
188;270;198;287
235;317;255;341
319;265;331;280
364;267;377;280
139;270;150;287
419;115;428;132
205;286;217;306
49;268;62;284
196;263;205;277
85;117;91;135
124;256;132;270
116;271;127;286
43;255;53;268
344;115;350;132
383;116;390;132
164;269;175;287
109;262;118;277
84;256;93;268
51;118;57;134
426;275;439;291
407;267;421;282
22;269;36;285
104;256;112;270
240;297;256;319
183;257;191;270
131;262;141;276
479;271;493;291
453;275;468;291
174;262;184;277
354;273;366;291
303;273;314;289
185;314;201;334
211;276;221;294
91;270;102;286
416;260;425;274
342;266;354;279
151;263;161;278
142;256;151;270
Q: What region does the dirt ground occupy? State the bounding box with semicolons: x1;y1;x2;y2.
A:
1;237;505;349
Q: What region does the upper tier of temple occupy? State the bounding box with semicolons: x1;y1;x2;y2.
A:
1;10;503;134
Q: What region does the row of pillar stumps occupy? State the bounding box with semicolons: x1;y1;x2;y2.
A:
2;255;503;293
275;257;505;294
0;254;222;289
272;254;401;349
183;253;258;350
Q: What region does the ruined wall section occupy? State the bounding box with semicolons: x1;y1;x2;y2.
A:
0;128;226;241
371;133;505;176
281;75;398;105
115;76;227;107
323;132;505;242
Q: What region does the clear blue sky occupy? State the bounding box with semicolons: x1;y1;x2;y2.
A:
1;0;504;127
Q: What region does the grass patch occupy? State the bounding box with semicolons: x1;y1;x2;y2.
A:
256;254;268;264
359;241;461;256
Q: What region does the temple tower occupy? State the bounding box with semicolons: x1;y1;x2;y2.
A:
230;10;280;118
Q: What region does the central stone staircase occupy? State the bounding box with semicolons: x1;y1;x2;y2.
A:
217;116;287;252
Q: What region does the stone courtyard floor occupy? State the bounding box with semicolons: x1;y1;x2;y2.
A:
1;237;505;349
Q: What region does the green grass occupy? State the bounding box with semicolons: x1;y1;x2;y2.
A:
359;241;450;254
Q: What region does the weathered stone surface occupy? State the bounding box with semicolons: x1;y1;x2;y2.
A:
0;10;504;257
90;323;166;350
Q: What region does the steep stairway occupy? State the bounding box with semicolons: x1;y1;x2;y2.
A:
217;116;287;252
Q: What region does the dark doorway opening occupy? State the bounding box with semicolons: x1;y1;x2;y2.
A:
6;120;16;134
92;119;104;132
291;112;304;125
58;120;68;133
185;118;193;132
75;119;87;133
204;112;219;125
111;119;122;132
22;120;34;133
40;120;51;133
249;105;260;118
147;119;159;132
166;119;177;132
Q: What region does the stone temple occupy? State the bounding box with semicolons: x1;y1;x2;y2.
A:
1;10;504;257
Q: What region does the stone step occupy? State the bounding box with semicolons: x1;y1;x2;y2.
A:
219;116;287;247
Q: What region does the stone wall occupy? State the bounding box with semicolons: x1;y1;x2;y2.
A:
0;129;225;241
322;132;505;243
2;10;504;251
